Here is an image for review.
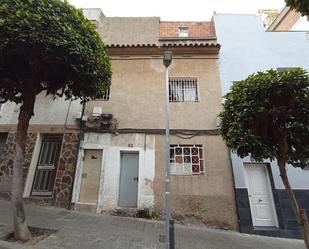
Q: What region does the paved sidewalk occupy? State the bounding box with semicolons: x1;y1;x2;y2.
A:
0;199;305;249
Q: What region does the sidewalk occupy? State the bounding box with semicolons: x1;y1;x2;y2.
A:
0;199;305;249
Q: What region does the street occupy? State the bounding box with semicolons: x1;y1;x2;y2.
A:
0;199;305;249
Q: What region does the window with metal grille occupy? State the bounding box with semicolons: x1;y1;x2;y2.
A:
169;77;198;102
32;134;63;196
170;144;204;175
99;87;110;101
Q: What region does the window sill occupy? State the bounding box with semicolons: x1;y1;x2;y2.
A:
171;173;205;176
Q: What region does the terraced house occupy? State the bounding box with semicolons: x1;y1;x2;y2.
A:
0;8;238;230
71;9;238;229
214;9;309;239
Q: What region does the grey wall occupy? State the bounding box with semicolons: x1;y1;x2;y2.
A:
0;93;82;126
214;13;309;189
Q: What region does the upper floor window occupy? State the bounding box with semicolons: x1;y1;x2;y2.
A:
179;27;189;38
170;144;205;175
169;77;198;102
99;87;110;101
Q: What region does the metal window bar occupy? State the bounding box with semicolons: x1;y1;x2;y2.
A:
100;87;110;101
169;144;204;175
169;77;198;102
32;135;63;196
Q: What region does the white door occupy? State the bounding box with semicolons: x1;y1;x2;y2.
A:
244;163;278;227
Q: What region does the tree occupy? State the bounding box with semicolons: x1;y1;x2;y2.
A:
219;69;309;248
286;0;309;17
0;0;111;242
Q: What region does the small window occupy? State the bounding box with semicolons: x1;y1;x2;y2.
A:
169;77;198;102
179;27;189;38
170;144;204;175
99;87;110;101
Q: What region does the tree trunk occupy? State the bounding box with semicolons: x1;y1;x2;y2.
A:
11;95;36;242
300;209;309;249
278;153;309;249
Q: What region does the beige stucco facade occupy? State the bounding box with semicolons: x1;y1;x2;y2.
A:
155;135;237;230
79;48;238;230
0;9;238;229
85;55;221;130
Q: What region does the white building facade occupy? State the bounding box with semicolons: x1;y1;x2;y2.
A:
214;13;309;239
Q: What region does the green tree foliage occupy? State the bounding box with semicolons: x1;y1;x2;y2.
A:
0;0;111;242
220;68;309;248
286;0;309;17
0;0;111;102
220;68;309;168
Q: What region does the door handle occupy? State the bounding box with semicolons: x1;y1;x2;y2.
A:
133;177;139;181
258;199;263;202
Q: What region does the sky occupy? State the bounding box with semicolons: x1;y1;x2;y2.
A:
68;0;286;21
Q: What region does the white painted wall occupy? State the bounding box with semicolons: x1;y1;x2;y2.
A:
0;92;82;125
72;133;155;211
214;13;309;189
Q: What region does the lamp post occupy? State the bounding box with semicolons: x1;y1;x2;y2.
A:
163;51;174;249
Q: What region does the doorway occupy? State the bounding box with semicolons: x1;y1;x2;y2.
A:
244;163;278;227
79;149;103;203
118;152;139;208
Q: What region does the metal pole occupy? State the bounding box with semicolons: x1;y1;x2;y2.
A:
164;66;172;249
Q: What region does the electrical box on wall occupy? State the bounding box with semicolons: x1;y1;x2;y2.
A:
92;106;102;117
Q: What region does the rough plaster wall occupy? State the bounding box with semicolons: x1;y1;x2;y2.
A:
154;135;238;230
98;17;160;46
214;13;309;189
85;57;221;130
73;133;155;211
